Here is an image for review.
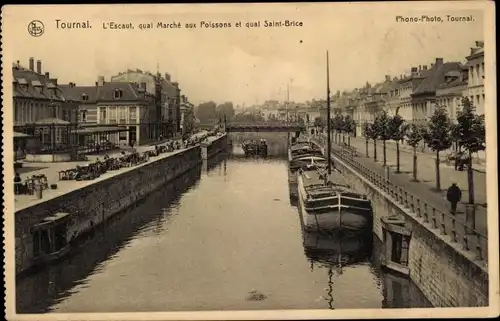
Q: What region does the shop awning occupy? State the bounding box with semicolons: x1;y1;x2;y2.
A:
14;131;31;138
74;126;130;135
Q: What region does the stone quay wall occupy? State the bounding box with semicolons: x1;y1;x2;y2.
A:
314;140;488;307
15;146;202;275
201;133;228;160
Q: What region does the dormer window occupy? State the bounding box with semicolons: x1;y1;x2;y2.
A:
113;89;123;99
82;93;89;101
32;80;43;93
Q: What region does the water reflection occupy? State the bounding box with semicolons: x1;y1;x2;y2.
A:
301;227;373;309
203;151;229;174
16;164;205;313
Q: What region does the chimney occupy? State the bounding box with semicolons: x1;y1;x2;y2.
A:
95;81;99;87
476;40;484;48
97;76;105;86
36;60;42;74
49;78;58;85
435;58;444;67
411;67;418;76
140;82;147;90
418;65;422;72
385;75;391;82
45;72;50;78
29;57;34;71
16;60;20;67
423;65;428;70
165;73;171;82
172;81;179;89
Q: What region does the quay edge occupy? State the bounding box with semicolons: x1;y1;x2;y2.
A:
312;137;488;308
15;134;229;276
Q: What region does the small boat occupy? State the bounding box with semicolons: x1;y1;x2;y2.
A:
258;139;268;157
31;212;72;267
242;139;268;157
297;166;372;234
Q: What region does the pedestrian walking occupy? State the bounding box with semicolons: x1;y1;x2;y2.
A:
446;183;462;215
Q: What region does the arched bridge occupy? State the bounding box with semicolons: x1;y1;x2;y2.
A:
225;123;306;133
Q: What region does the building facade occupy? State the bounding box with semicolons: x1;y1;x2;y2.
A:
411;58;462;124
13;57;79;156
464;41;485;115
61;78;157;147
436;66;468;121
95;81;156;146
13;58;78;126
110;69;182;135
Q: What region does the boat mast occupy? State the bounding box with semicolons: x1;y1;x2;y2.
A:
326;50;332;175
286;83;290;123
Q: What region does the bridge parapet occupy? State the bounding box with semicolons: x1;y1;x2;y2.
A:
225;122;305;132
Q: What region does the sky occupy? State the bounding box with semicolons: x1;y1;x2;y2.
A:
3;3;489;106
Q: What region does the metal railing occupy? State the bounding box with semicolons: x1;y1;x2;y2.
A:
312;134;488;264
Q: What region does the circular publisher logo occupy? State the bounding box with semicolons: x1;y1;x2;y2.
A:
28;20;44;37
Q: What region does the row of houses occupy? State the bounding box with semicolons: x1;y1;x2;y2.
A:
12;57;195;153
320;40;485;135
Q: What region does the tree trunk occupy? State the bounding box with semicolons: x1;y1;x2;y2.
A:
348;135;351;147
435;150;441;190
365;139;369;157
383;140;387;166
396;141;400;173
373;139;377;161
467;150;475;204
412;146;417;181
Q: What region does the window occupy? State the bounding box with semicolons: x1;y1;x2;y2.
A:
99;107;107;124
129;106;137;123
82;94;89;101
119;106;127;123
14;101;19;122
81;109;87;123
108;106;117;121
113;89;123;99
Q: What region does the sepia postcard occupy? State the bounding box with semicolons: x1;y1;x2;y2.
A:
2;2;499;320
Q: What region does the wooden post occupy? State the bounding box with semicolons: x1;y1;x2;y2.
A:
440;211;446;235
476;235;483;261
423;203;429;223
451;219;457;242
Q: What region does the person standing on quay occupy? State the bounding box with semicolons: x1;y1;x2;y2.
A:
446;183;462;215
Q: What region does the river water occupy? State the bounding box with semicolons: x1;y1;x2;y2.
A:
16;144;432;313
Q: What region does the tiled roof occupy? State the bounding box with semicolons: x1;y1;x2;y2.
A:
96;82;150;102
437;70;467;89
12;66;68;101
60;82;152;103
59;85;99;102
413;62;462;95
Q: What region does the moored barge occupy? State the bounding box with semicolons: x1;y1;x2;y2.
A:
297;166;372;234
